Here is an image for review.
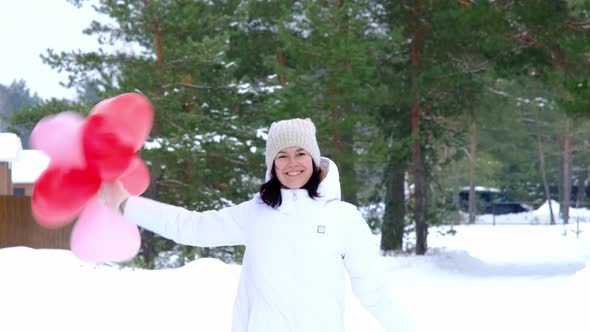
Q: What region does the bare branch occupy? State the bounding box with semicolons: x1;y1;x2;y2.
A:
158;179;191;187
456;0;474;6
563;20;590;31
162;82;230;90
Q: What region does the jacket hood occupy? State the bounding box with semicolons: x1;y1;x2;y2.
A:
316;157;341;201
264;156;341;201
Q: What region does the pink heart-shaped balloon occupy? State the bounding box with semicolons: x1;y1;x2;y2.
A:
70;200;141;263
119;156;150;196
30;111;85;168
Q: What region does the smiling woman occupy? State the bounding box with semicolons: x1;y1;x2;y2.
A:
0;0;102;99
99;117;399;332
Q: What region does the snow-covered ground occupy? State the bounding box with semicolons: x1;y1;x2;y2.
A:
1;201;589;332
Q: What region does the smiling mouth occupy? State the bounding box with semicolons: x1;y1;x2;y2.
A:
285;171;303;176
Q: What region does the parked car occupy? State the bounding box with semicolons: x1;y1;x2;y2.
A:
458;186;533;215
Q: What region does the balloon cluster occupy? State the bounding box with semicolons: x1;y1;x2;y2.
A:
30;93;154;263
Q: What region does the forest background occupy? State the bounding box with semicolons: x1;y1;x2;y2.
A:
1;0;590;268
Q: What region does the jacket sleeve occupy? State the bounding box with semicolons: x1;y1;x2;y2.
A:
123;196;250;247
342;207;396;332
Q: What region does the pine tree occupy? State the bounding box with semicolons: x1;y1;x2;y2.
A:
275;0;377;206
42;0;271;267
495;0;590;224
376;0;510;253
0;80;42;133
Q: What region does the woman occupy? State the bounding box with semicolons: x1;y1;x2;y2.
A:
103;118;396;332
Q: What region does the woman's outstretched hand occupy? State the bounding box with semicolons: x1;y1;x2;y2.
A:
97;181;130;215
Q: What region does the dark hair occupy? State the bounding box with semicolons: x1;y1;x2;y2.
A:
259;161;322;208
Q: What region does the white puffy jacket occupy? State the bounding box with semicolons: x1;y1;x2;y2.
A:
124;157;395;332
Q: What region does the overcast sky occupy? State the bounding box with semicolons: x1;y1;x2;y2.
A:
0;0;103;99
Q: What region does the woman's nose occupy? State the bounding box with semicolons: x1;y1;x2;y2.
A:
286;156;298;165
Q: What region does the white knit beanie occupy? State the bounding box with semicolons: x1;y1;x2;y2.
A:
265;118;321;170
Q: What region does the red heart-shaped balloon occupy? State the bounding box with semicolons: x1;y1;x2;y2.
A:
32;166;101;228
89;93;154;151
82;114;136;182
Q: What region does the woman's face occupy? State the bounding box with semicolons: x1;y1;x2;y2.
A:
273;146;313;189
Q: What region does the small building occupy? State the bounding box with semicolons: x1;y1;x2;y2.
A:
0;132;72;250
11;149;51;195
0;133;50;196
0;133;23;196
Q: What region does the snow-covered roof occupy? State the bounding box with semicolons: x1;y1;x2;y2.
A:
0;132;49;184
11;149;50;184
0;132;23;162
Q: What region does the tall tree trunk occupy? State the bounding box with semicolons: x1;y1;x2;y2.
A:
277;52;287;86
468;118;477;223
329;0;357;205
381;156;406;252
534;102;556;224
340;119;358;205
330;85;341;153
140;0;164;267
558;154;563;216
576;169;586;208
452;153;461;223
410;1;427;255
562;118;571;224
329;89;358;205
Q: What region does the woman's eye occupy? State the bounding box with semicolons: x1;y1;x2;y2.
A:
297;152;306;157
277;155;286;159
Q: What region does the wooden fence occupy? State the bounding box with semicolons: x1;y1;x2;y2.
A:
0;195;72;249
